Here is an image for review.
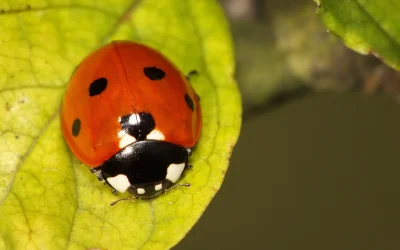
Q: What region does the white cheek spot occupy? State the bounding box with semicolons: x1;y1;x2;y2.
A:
129;114;141;125
155;183;162;191
118;131;136;148
166;163;185;183
146;129;165;141
107;174;131;193
137;188;145;194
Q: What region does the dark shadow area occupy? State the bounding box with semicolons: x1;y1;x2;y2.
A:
176;92;400;250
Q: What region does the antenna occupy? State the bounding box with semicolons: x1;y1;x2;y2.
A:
164;183;191;193
110;195;139;206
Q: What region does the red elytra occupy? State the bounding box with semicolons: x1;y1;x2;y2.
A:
61;41;202;168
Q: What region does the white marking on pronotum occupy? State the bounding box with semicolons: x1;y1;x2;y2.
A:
137;188;145;194
118;130;125;137
155;183;162;191
166;163;186;183
118;130;136;148
146;129;165;140
107;174;131;193
128;114;141;125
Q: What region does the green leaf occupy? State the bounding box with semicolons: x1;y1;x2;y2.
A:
0;0;241;249
315;0;400;71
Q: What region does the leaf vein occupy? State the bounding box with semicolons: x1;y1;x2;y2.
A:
0;108;60;205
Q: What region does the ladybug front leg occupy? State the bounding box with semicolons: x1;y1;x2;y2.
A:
185;148;193;171
89;167;105;182
100;182;118;196
185;164;193;171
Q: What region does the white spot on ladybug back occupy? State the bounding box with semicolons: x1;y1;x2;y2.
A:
118;130;136;148
128;114;141;125
166;163;186;183
155;183;162;191
137;188;145;194
106;174;131;193
146;129;165;141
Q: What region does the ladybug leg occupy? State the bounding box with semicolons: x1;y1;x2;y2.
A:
164;183;191;194
97;174;105;182
104;184;118;195
185;148;193;171
89;167;104;182
186;70;198;81
185;164;193;171
110;195;139;206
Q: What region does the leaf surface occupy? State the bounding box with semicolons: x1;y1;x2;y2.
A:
316;0;400;70
0;1;242;249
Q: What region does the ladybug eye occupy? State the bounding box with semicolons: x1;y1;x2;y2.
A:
89;77;108;96
72;118;81;137
184;94;194;111
143;67;165;80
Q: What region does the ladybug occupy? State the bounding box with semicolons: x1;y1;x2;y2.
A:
61;41;201;205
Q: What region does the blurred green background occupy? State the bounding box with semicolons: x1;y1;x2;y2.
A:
175;0;400;249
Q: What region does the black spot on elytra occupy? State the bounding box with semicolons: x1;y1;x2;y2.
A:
72;118;81;137
185;94;194;111
120;113;155;141
143;67;165;80
89;78;108;96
